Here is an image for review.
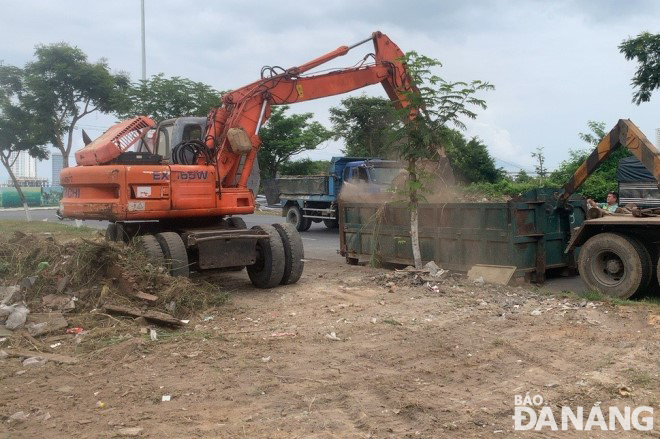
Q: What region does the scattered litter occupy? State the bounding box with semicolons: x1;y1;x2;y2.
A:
425;283;440;293
545;382;559;388
49;343;62;349
66;327;84;335
371;318;378;324
203;316;214;322
161;395;171;402
96;401;105;409
8;411;28;423
180;320;190;324
23;356;47;367
5;305;29;330
150;329;158;341
261;356;272;363
618;385;633;397
473;276;485;286
116;427;143;437
270;332;296;338
325;332;342;341
530;310;542;316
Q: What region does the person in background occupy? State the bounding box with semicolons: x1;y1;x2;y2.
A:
586;191;619;213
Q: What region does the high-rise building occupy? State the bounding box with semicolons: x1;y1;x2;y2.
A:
9;151;37;179
52;153;64;186
656;128;660;147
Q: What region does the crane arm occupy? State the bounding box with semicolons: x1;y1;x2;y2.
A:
205;31;415;189
557;119;660;204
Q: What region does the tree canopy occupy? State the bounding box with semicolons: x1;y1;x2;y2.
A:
115;74;222;121
329;96;397;157
0;43;131;168
257;106;333;179
619;32;660;104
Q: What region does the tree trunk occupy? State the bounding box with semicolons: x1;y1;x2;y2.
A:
0;155;31;221
408;157;422;269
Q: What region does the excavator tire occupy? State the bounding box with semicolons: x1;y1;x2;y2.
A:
134;234;166;268
578;232;651;299
105;223;118;242
286;205;311;232
247;225;285;288
155;232;190;277
273;223;304;285
227;216;247;229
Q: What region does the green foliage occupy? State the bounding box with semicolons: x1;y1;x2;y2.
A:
463;179;559;199
115;74;221;121
4;43;130;167
619;32;660;104
279;158;330;176
515;169;533;183
0;65;51;210
329;95;397;157
548;121;629;201
442;128;502;183
258;106;332;179
531;147;547;181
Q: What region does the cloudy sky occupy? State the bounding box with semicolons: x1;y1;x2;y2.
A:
2;0;660;182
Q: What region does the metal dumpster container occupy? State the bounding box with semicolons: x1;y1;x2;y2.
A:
338;188;586;282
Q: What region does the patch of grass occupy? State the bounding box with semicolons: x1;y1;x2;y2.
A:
581;290;604;301
0;219;97;238
383;318;402;326
627;368;653;387
492;338;509;347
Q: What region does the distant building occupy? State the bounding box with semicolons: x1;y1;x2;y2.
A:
52;153;64;186
9;151;37;179
656;128;660;147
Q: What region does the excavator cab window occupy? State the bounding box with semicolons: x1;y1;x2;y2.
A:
156;124;174;160
182;124;203;142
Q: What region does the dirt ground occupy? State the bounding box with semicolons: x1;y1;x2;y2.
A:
1;258;659;438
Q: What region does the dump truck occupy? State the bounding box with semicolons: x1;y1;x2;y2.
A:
277;157;403;231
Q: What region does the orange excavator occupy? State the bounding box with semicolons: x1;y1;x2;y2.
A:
60;31;415;288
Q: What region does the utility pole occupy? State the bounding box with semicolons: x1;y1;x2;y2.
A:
141;0;146;81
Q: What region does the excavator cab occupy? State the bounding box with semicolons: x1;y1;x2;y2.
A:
152;117;207;161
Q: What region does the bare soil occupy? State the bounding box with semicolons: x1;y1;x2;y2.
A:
1;259;659;438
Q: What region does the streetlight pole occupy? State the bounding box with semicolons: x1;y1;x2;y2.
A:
141;0;146;81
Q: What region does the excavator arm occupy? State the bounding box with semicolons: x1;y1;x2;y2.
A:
205;31;414;189
557;119;660;205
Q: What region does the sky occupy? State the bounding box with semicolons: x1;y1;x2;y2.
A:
1;0;660;182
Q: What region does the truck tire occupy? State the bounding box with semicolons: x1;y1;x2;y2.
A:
578;232;651;299
135;234;166;268
247;225;285;288
227;216;247;229
155;232;190;277
105;223;118;242
273;223;304;285
286;205;311;232
323;219;339;229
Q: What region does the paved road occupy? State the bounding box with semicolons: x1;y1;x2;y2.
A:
0;207;345;263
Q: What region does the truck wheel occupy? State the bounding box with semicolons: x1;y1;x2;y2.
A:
155;232;190;277
135;234;166;268
273;223;304;285
323;219;339;229
578;233;651;299
105;223;118;242
286;205;311;232
247;225;285;288
227;216;247;229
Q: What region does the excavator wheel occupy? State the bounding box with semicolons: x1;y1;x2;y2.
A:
227;216;247;229
286;205;311;232
155;232;190;277
134;234;166;268
105;223;118;242
247;225;285;288
273;223;304;285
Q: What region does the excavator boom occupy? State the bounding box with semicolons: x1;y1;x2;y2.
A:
557;119;660;204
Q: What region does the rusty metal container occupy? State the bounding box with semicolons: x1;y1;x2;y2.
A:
338;189;586;282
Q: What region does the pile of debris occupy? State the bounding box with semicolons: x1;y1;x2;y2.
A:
0;231;226;342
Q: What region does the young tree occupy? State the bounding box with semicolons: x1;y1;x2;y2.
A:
14;43;130;168
329;96;398;157
257;106;332;179
115;74;222;121
279;158;330;176
0;68;50;220
619;32;660;104
392;52;494;268
531;147;547;184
